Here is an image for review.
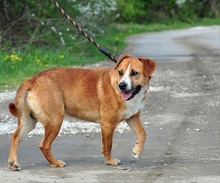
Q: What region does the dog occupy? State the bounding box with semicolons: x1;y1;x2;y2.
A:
8;54;156;170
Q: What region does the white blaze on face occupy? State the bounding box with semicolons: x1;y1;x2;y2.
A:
119;63;132;91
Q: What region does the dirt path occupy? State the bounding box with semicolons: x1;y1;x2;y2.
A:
0;26;219;183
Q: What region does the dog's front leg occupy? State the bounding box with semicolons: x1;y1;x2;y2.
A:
126;112;146;158
101;122;121;165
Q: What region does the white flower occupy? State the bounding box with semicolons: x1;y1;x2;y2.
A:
51;26;57;32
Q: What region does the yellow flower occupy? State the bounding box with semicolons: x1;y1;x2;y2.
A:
60;55;64;59
5;54;23;62
5;55;10;60
36;59;41;65
15;56;22;61
10;55;16;61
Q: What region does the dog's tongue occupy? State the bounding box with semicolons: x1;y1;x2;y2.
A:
121;91;132;100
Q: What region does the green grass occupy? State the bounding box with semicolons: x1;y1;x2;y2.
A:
0;18;219;90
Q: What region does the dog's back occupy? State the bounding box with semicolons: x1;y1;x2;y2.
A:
9;67;121;123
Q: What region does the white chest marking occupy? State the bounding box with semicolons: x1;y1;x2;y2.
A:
123;87;147;119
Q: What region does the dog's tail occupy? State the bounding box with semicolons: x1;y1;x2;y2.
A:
8;103;18;117
8;80;33;118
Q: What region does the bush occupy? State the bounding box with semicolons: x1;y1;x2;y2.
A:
0;0;117;51
116;0;219;23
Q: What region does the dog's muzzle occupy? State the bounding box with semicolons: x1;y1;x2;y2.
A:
119;83;142;101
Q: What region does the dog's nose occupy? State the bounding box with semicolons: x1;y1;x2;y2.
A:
119;82;127;91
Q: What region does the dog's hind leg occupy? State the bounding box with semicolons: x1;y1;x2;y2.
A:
8;116;37;171
39;116;66;168
126;112;146;158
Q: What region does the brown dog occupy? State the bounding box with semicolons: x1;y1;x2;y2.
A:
8;54;156;170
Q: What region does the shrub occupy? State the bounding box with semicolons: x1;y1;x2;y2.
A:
0;0;117;51
116;0;219;23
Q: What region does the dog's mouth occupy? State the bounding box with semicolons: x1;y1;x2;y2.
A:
121;85;142;101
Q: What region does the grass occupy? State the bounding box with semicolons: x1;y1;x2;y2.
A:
0;18;219;90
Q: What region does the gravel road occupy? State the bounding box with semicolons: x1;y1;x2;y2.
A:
0;26;219;183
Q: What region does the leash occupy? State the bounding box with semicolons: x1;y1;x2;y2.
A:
52;0;117;63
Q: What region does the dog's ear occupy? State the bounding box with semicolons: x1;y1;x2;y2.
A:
115;54;132;69
138;58;156;76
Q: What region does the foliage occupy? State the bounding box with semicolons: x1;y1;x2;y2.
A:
0;0;219;50
0;0;219;89
0;0;117;51
1;0;219;50
1;18;219;89
116;0;145;22
116;0;219;22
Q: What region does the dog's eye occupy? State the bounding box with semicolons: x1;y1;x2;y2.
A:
131;70;139;77
118;70;123;76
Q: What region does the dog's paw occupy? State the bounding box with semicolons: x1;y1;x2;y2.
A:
105;158;121;165
132;146;144;159
8;160;21;171
132;152;139;158
50;160;66;168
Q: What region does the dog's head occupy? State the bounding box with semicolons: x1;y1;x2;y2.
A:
114;54;156;101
